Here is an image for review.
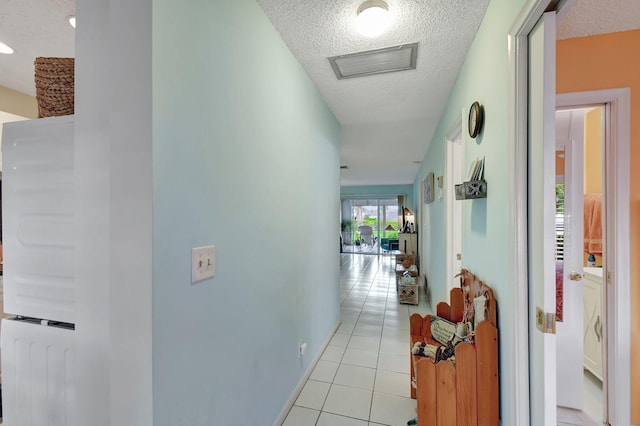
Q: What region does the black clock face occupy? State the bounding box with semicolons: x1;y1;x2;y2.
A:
469;102;483;138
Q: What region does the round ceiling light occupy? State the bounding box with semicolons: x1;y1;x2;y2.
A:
0;41;14;54
356;0;390;37
67;15;76;28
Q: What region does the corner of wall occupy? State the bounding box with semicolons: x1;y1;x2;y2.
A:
0;86;38;118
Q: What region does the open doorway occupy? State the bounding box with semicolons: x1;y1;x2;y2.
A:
510;3;632;424
340;198;399;255
445;116;464;291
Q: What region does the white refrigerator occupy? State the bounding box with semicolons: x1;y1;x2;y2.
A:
1;116;75;426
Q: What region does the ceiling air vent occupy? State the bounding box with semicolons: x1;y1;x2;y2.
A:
328;42;418;80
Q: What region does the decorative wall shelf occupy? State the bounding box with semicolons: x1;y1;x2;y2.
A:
455;180;487;200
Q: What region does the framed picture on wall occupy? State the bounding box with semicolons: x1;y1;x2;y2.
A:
423;172;434;204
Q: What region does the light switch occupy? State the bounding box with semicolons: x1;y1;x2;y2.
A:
192;245;215;283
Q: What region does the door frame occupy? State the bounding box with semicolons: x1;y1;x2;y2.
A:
508;3;551;424
509;1;631;424
557;89;631;425
445;112;464;291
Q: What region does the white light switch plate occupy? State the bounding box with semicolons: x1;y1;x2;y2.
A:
192;245;215;283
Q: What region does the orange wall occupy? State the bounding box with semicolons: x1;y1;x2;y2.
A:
584;107;603;194
557;29;640;423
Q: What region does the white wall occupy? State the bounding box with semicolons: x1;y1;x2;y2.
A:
0;111;28;171
75;0;153;425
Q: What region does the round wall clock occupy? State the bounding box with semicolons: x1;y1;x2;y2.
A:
468;101;484;138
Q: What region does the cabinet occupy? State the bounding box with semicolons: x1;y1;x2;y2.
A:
399;233;418;256
583;268;603;380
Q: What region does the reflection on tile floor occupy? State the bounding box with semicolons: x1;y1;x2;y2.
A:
556;369;603;426
282;253;432;426
557;406;600;426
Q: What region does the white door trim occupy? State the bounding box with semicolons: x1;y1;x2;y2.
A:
508;2;554;424
557;89;631;426
445;112;463;291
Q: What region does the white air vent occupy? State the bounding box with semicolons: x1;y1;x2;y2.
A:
329;43;418;80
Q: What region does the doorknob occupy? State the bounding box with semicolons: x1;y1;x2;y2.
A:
569;272;582;281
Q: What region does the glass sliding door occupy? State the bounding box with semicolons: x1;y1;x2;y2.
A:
340;198;399;255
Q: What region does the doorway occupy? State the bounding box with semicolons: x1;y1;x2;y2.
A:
509;3;632;425
340;198;399;255
445;115;464;291
556;90;631;425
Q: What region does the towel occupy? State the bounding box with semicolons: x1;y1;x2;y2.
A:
584;193;602;255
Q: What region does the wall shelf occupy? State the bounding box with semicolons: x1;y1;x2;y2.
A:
455;180;487;200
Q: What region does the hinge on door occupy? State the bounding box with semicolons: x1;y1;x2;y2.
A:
607;271;612;285
456;253;462;261
535;307;556;334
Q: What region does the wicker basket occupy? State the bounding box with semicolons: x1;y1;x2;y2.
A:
34;57;75;118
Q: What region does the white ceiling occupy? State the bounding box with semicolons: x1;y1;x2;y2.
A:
0;0;638;186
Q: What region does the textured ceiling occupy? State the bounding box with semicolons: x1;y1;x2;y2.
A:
257;0;490;185
557;0;640;40
1;0;638;186
0;0;75;96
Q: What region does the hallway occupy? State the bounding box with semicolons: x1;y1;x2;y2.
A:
282;254;432;425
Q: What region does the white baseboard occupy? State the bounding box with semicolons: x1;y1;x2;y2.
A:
272;320;340;426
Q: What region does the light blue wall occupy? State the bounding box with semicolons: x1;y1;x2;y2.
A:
413;0;525;423
152;1;341;424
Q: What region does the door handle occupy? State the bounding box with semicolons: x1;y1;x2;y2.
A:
569;272;582;281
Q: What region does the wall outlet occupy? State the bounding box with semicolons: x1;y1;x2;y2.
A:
298;341;307;358
192;245;215;283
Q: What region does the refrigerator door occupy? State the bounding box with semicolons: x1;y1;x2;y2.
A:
1;318;75;426
2;116;75;323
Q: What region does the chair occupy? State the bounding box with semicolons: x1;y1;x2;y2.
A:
380;238;399;254
358;225;374;247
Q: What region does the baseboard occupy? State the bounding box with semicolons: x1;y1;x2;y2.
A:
272;320;340;426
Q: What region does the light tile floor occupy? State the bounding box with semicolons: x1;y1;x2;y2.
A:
282;254;606;426
556;369;603;426
282;253;432;426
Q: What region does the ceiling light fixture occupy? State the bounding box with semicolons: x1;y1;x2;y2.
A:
67;15;76;28
356;0;390;37
0;41;14;54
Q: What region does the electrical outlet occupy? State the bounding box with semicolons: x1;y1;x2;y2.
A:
298;340;307;358
192;245;215;283
298;341;307;358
